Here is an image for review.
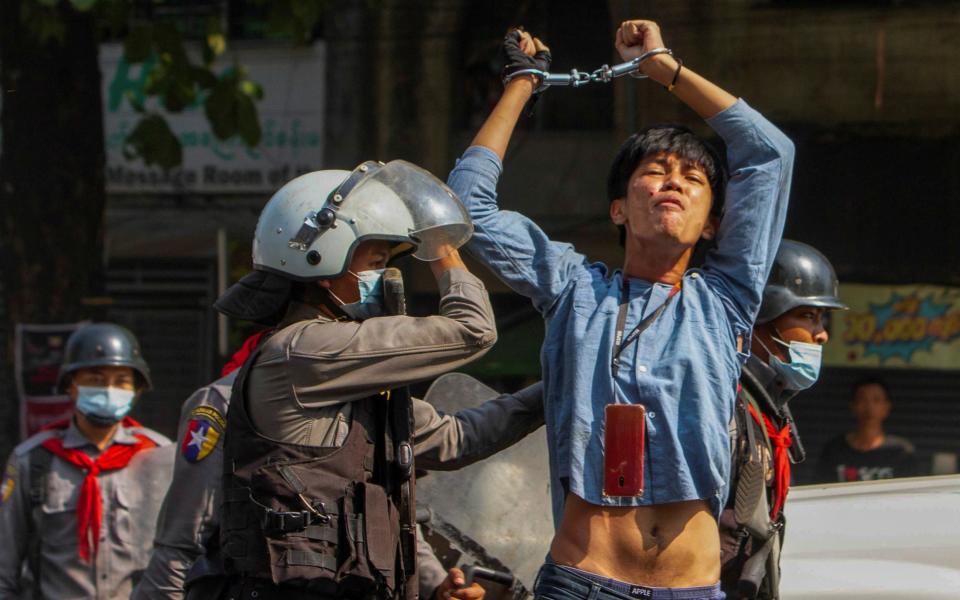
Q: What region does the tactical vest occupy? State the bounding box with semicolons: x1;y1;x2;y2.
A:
720;365;805;600
220;343;408;598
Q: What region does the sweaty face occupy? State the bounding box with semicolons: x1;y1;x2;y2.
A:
610;152;715;250
850;383;891;424
321;239;391;304
755;306;830;363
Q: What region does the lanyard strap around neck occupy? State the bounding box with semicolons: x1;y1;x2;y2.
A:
611;279;682;376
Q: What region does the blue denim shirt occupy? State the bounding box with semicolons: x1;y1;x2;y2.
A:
447;100;794;525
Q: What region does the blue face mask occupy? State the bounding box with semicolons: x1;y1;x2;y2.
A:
75;386;136;425
765;336;823;392
339;269;386;321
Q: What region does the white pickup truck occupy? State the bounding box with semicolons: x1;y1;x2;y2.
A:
780;475;960;599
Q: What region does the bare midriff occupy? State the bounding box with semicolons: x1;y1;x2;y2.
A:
549;493;720;588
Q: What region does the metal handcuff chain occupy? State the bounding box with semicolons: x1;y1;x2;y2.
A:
504;47;673;92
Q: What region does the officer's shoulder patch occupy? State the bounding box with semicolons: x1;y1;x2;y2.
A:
180;405;226;463
1;462;16;505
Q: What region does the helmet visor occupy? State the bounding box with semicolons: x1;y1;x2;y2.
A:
344;160;473;261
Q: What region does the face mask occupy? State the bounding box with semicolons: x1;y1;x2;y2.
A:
338;269;386;320
75;386;136;425
763;334;823;391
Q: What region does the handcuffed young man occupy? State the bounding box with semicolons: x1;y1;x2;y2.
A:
447;20;794;600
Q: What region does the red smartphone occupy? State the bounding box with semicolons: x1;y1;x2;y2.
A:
603;404;646;497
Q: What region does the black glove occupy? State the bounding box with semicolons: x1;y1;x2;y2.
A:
501;28;552;88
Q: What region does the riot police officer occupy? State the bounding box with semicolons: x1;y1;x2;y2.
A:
133;345;542;600
0;323;171;598
212;161;498;599
720;240;848;599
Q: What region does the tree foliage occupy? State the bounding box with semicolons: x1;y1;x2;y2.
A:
19;0;328;170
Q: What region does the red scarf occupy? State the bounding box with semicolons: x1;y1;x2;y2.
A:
221;330;267;376
747;403;792;519
40;417;157;561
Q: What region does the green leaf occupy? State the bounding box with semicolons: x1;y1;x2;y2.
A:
191;66;218;90
124;113;183;170
124;90;145;114
162;80;195;113
240;79;264;101
153;23;186;62
143;63;167;95
237;94;262;146
69;0;98;11
205;15;226;60
204;79;239;140
123;26;153;64
204;73;262;147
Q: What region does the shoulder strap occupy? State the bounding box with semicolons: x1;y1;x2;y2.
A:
27;448;54;599
27;448;53;510
744;395;771;451
14;430;60;458
388;387;417;600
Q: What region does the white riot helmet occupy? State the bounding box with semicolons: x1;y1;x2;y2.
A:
215;160;473;323
256;160;472;279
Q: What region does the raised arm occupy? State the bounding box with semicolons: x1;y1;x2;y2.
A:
615;20;736;119
618;19;794;334
449;30;588;314
470;31;546;159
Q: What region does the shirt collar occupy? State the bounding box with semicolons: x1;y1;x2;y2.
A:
744;354;795;410
279;300;332;328
63;417;139;450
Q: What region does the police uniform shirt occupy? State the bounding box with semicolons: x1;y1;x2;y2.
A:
0;419;171;600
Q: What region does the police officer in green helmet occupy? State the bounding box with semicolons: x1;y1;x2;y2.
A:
0;323;171;599
720;240;848;599
212;160;498;600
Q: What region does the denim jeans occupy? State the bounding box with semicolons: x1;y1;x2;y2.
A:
533;563;725;600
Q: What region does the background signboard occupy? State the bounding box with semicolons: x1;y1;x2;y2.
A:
15;323;85;439
101;42;325;194
824;284;960;370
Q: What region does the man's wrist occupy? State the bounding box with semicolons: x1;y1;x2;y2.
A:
505;76;538;94
641;54;680;87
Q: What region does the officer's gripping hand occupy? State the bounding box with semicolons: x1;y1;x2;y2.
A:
433;567;485;600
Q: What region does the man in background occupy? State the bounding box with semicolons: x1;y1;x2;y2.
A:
817;376;919;482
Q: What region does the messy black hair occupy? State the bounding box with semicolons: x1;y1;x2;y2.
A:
606;124;727;247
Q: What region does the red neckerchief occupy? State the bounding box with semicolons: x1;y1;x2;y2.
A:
221;330;268;376
746;403;792;519
39;417;157;562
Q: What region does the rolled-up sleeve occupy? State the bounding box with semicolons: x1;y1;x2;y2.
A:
448;146;586;315
703;99;795;335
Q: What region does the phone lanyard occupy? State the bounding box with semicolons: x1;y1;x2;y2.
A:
611;280;682;377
